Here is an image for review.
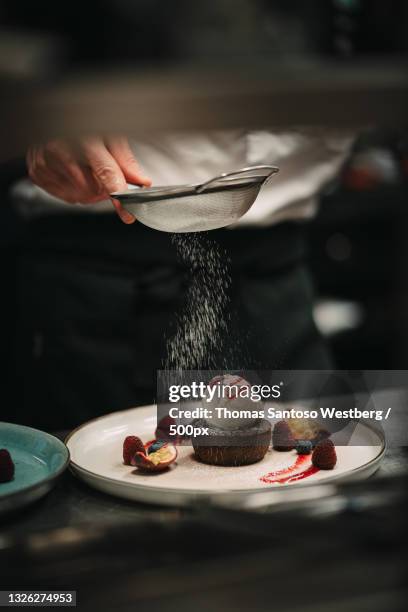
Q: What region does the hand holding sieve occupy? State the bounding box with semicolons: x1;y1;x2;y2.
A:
111;165;279;233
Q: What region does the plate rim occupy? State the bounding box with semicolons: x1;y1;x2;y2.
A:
65;405;387;498
0;422;70;502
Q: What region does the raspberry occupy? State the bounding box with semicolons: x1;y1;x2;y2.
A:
312;428;330;447
296;440;313;455
272;421;296;452
312;439;337;470
0;449;15;483
123;436;145;465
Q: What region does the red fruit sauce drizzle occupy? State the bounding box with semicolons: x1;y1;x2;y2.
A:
260;453;320;484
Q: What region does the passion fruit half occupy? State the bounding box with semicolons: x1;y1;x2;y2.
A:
131;442;178;472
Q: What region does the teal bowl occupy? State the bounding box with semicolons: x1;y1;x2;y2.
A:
0;422;69;516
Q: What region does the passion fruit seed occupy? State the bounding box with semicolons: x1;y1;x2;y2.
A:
148;446;173;465
148;440;167;455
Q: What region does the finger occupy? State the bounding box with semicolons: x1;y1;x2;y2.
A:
111;198;136;224
27;150;67;198
81;139;137;223
43;141;91;192
74;166;109;202
27;145;48;182
81;137;128;197
106;136;152;187
26;147;36;173
28;143;82;203
28;142;115;205
31;153;98;204
29;168;81;203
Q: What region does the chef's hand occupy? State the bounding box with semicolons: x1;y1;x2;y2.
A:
26;137;151;224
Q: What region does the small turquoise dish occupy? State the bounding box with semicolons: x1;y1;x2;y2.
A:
0;422;69;516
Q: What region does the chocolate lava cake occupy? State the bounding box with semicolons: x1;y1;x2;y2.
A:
192;418;271;467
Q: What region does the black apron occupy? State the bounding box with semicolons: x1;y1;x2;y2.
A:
13;214;332;430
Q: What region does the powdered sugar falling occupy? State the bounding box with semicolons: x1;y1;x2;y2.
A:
163;233;232;370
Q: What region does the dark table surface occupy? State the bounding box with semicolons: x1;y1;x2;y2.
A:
1;433;406;537
1;436;407;612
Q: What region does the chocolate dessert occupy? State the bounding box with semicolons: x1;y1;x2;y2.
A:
192;418;271;466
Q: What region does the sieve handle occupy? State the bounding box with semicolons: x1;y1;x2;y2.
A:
196;165;279;194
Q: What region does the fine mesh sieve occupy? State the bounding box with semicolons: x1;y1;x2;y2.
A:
111;165;279;233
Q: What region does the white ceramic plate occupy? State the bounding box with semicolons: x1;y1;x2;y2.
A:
66;405;385;507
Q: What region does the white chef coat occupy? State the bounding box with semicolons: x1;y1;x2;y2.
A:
11;129;354;227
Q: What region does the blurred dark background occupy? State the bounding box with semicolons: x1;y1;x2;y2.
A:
1;0;408;70
0;0;408;425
